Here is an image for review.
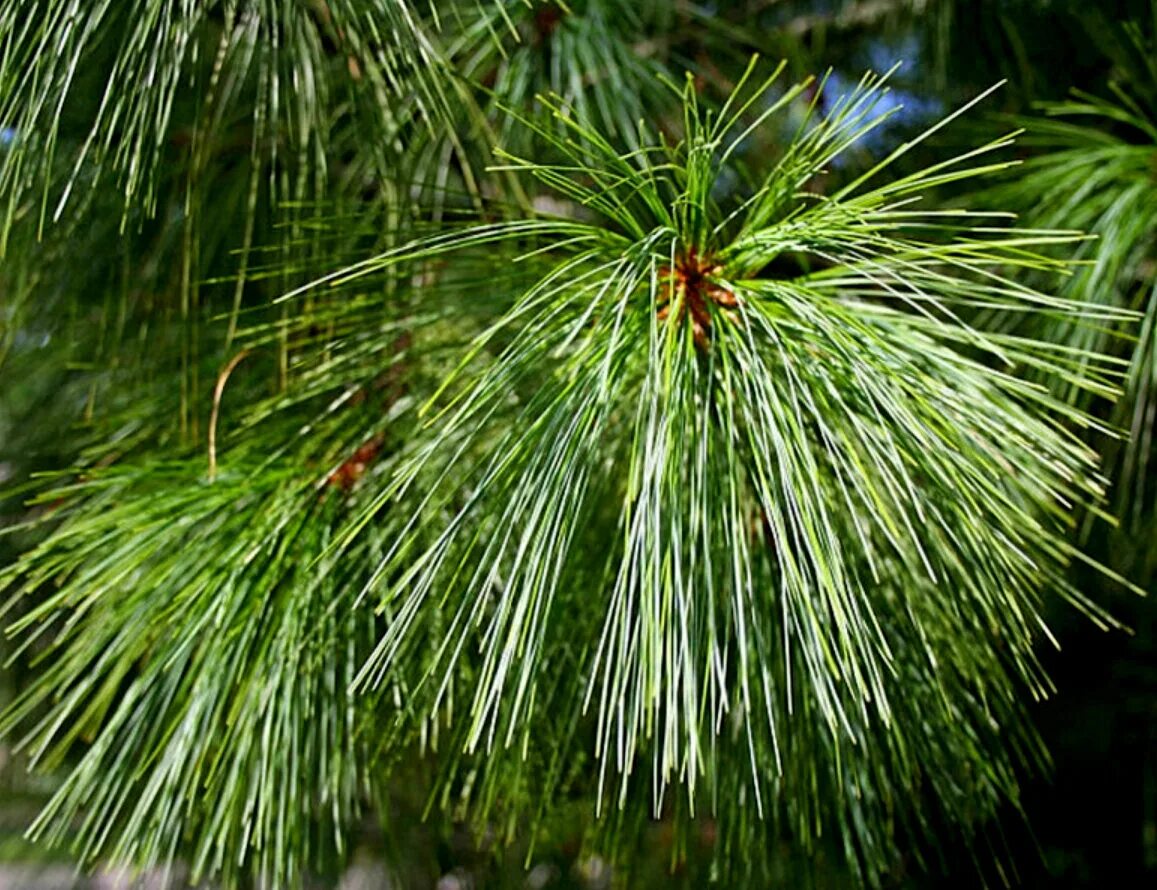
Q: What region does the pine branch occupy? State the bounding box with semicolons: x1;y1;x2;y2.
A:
281;60;1133;880
980;3;1157;532
0;0;457;247
0;5;1145;880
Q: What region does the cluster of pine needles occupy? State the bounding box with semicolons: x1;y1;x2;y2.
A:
0;1;1155;887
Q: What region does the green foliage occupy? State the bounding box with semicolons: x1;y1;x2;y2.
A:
982;2;1157;532
304;63;1131;880
0;0;447;241
0;2;1152;889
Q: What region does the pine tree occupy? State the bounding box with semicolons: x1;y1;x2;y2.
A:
0;2;1152;887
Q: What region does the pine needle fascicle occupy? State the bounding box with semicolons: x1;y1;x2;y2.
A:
296;61;1132;881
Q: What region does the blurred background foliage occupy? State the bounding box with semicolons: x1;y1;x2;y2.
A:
0;0;1155;887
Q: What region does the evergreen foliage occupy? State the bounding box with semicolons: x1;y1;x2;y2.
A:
984;4;1157;535
0;2;1154;887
